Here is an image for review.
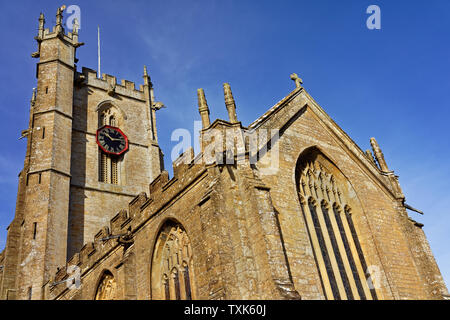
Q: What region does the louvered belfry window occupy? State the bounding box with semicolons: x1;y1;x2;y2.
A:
99;112;120;184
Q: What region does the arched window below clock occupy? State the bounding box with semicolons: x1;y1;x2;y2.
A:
97;106;127;185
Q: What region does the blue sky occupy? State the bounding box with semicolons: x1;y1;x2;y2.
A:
0;1;449;289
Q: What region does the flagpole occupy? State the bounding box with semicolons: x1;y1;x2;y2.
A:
97;25;101;78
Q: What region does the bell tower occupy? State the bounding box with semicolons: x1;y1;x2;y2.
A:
0;8;82;299
0;5;164;299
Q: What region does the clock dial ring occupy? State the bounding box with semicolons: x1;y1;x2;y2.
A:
96;125;129;156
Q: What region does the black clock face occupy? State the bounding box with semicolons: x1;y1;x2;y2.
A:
96;126;128;155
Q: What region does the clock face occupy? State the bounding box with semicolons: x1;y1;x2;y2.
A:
96;125;129;155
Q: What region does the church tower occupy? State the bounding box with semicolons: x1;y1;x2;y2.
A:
0;7;163;299
0;7;79;300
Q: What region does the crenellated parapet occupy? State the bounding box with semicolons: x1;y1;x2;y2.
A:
32;8;151;104
47;150;209;298
32;7;84;60
47;100;270;297
173;148;195;178
109;210;131;235
38;69;449;300
128;193;148;219
77;67;147;101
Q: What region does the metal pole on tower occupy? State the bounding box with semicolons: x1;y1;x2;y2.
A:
98;25;101;78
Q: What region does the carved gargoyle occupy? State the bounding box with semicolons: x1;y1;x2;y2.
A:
107;83;116;97
117;227;133;248
153;101;166;110
74;73;86;87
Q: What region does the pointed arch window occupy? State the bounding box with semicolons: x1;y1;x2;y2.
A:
94;270;117;300
297;149;377;300
151;221;195;300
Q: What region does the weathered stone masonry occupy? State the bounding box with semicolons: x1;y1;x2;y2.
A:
0;7;448;300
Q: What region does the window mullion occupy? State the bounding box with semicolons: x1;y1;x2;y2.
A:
299;195;335;299
326;202;361;299
315;199;348;299
341;209;374;299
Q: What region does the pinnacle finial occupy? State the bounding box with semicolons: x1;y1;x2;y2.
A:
38;12;45;39
223;83;234;105
56;5;65;24
56;5;66;33
223;83;238;123
290;73;303;88
365;149;376;165
31;88;36;106
143;65;152;87
143;65;148;77
197;88;210;128
72;18;79;35
370;137;389;172
197;88;209;111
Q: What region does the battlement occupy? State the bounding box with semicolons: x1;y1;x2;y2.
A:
173;147;195;178
32;8;149;103
79;67;146;101
48;154;209;297
47;128;278;298
110;209;131;234
31;8;83;62
40;26;79;43
128;193;148;219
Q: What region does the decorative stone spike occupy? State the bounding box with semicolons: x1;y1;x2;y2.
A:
365;149;376;165
223;83;238;123
72;18;82;46
31;88;36;107
143;65;152;87
32;13;46;58
197;88;210;128
56;5;66;34
38;13;45;38
370;137;389;172
73;18;79;35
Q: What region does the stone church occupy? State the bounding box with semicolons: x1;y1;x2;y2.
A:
0;7;448;300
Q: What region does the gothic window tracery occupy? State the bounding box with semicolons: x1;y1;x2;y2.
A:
296;148;378;300
94;270;117;300
152;221;195;300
